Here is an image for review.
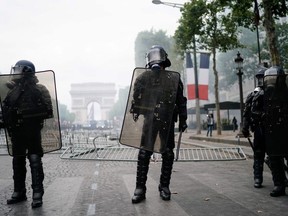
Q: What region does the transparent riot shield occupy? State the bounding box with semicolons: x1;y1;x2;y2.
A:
120;67;179;153
263;74;288;156
0;70;62;156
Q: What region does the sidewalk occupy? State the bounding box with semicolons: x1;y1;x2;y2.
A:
184;129;250;146
180;129;254;158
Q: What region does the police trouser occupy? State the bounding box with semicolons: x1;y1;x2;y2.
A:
135;122;175;189
12;156;27;192
269;156;286;187
10;126;44;194
11;154;44;193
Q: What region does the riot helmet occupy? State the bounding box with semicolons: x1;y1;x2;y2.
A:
11;60;35;75
255;68;265;87
264;66;286;89
145;45;171;69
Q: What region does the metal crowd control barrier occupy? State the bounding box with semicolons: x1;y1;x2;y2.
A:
60;134;247;161
0;129;7;155
1;130;247;161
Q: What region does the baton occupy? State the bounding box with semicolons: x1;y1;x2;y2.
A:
247;137;255;151
175;131;183;161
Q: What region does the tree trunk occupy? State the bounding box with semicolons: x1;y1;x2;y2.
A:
212;48;221;135
193;36;201;134
262;0;281;66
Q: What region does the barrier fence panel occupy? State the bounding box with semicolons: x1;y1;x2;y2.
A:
1;130;247;161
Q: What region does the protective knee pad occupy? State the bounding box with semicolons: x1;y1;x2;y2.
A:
28;154;44;191
138;149;152;163
28;154;42;163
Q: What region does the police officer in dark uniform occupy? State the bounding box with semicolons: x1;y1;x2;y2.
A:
2;60;53;208
263;66;288;197
242;68;266;188
131;45;187;203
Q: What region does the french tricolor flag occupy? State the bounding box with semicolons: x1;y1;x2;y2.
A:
186;52;210;100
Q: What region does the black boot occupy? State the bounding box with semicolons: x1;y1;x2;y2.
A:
158;184;171;201
132;187;146;204
28;154;44;208
7;156;27;205
159;149;174;201
269;156;286;197
132;150;151;204
253;158;264;188
270;186;286;197
7;189;27;204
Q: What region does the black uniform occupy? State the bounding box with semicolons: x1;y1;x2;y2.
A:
131;46;187;204
263;66;288;197
3;60;53;208
243;87;265;188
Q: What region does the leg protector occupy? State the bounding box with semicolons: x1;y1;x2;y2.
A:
159;148;174;201
132;150;152;204
28;154;44;208
253;156;264;188
7;156;27;204
269;156;286;197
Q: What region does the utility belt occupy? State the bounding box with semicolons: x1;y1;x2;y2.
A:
3;106;52;126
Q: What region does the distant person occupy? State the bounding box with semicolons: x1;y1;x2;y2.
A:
232;116;238;132
206;114;214;137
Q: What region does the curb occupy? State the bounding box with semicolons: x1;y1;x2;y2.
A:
188;135;251;147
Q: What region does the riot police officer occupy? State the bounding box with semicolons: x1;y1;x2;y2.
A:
131;45;187;203
263;66;288;197
242;68;266;188
2;60;53;208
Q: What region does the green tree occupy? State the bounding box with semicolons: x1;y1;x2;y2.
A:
276;22;288;69
175;0;241;135
220;0;288;66
217;27;261;90
58;103;75;123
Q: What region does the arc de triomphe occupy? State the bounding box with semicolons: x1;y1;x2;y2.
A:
70;82;117;124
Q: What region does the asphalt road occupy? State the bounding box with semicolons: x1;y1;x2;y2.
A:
1;143;288;216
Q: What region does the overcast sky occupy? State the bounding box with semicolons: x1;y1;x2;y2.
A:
0;0;188;109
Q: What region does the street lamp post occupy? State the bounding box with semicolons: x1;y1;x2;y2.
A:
152;0;202;134
152;0;184;8
234;51;244;136
254;0;261;88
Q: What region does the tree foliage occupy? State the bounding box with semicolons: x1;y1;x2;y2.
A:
276;22;288;69
58;103;75;123
220;0;288;65
175;0;242;135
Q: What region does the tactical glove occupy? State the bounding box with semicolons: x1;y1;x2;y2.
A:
242;128;250;138
132;113;139;122
179;120;187;132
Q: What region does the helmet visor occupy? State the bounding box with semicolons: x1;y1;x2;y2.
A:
264;75;277;88
11;65;25;74
146;48;166;65
256;76;264;87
